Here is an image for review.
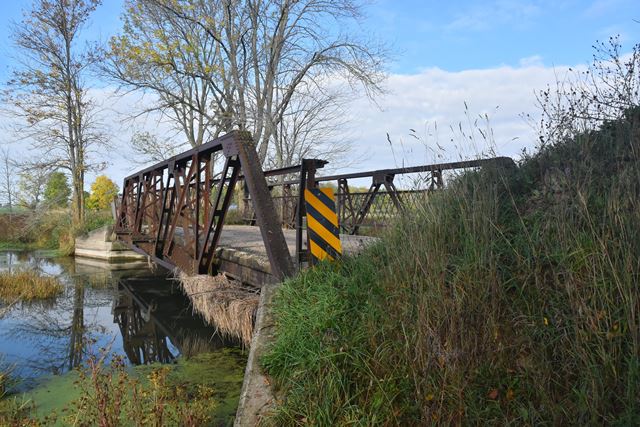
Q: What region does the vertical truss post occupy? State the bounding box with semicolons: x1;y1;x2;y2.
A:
337;178;355;233
283;184;293;228
382;174;404;212
242;181;253;224
155;161;175;257
431;169;444;189
197;154;241;274
348;173;383;235
115;179;130;233
295;162;308;267
234;132;296;280
133;176;144;234
194;154;201;258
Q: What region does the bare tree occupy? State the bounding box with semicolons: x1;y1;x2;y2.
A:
267;85;356;170
4;0;107;224
537;36;640;146
105;0;386;166
0;148;16;212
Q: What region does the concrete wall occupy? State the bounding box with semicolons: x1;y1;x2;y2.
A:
75;225;148;267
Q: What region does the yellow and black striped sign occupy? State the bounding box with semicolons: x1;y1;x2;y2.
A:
304;187;342;262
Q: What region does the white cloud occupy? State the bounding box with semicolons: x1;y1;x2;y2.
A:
2;62;585;190
519;55;544;67
341;61;582;175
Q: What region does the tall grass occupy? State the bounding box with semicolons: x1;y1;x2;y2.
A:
0;208;114;254
0;271;63;302
262;108;640;424
0;368;8;399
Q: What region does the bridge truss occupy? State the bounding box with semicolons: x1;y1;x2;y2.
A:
114;131;513;278
114;131;295;278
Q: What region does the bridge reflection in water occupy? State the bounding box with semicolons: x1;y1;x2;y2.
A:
114;277;240;366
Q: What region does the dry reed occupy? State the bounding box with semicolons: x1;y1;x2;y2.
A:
0;271;63;302
179;272;259;346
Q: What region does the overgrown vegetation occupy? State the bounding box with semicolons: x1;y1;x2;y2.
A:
0;351;226;426
263;99;640;424
0;208;114;254
0;271;63;302
0;368;8;399
65;355;216;426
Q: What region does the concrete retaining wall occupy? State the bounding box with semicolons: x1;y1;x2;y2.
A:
75;225;148;267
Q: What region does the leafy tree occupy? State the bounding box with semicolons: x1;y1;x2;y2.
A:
129;131;184;164
5;0;107;224
87;175;119;210
17;169;49;210
44;172;71;208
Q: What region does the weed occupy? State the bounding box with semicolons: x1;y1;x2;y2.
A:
61;353;215;426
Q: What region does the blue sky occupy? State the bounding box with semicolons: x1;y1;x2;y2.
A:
367;0;639;73
0;0;638;184
2;0;637;80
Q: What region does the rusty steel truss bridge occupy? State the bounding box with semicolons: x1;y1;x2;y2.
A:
114;131;513;282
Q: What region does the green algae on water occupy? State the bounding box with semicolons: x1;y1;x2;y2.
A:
20;348;247;426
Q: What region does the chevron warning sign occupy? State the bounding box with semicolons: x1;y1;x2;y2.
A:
304;187;342;262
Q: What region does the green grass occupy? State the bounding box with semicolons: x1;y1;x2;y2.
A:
0;370;7;399
262;108;640;425
0;208;114;255
0;242;36;251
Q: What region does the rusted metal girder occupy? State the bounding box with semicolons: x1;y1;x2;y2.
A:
114;131;295;280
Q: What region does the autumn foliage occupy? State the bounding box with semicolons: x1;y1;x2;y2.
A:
87;175;119;211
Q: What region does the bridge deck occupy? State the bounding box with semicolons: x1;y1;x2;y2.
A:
218;225;376;257
213;225;377;286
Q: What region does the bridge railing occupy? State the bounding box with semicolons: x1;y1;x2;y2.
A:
240;157;515;236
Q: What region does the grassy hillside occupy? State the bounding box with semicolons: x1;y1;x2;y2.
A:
262;108;640;425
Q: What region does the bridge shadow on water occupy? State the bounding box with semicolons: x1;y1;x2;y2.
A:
115;277;242;365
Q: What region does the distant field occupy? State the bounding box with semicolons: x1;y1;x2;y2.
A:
0;207;29;214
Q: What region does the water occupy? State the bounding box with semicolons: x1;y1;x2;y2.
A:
0;251;244;392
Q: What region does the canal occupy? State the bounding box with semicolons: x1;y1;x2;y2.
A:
0;251;247;424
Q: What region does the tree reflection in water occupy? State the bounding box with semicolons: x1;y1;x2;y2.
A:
0;252;242;390
1;255;116;380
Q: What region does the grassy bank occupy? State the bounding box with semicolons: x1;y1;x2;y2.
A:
262;109;640;425
0;209;114;254
0;369;8;399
